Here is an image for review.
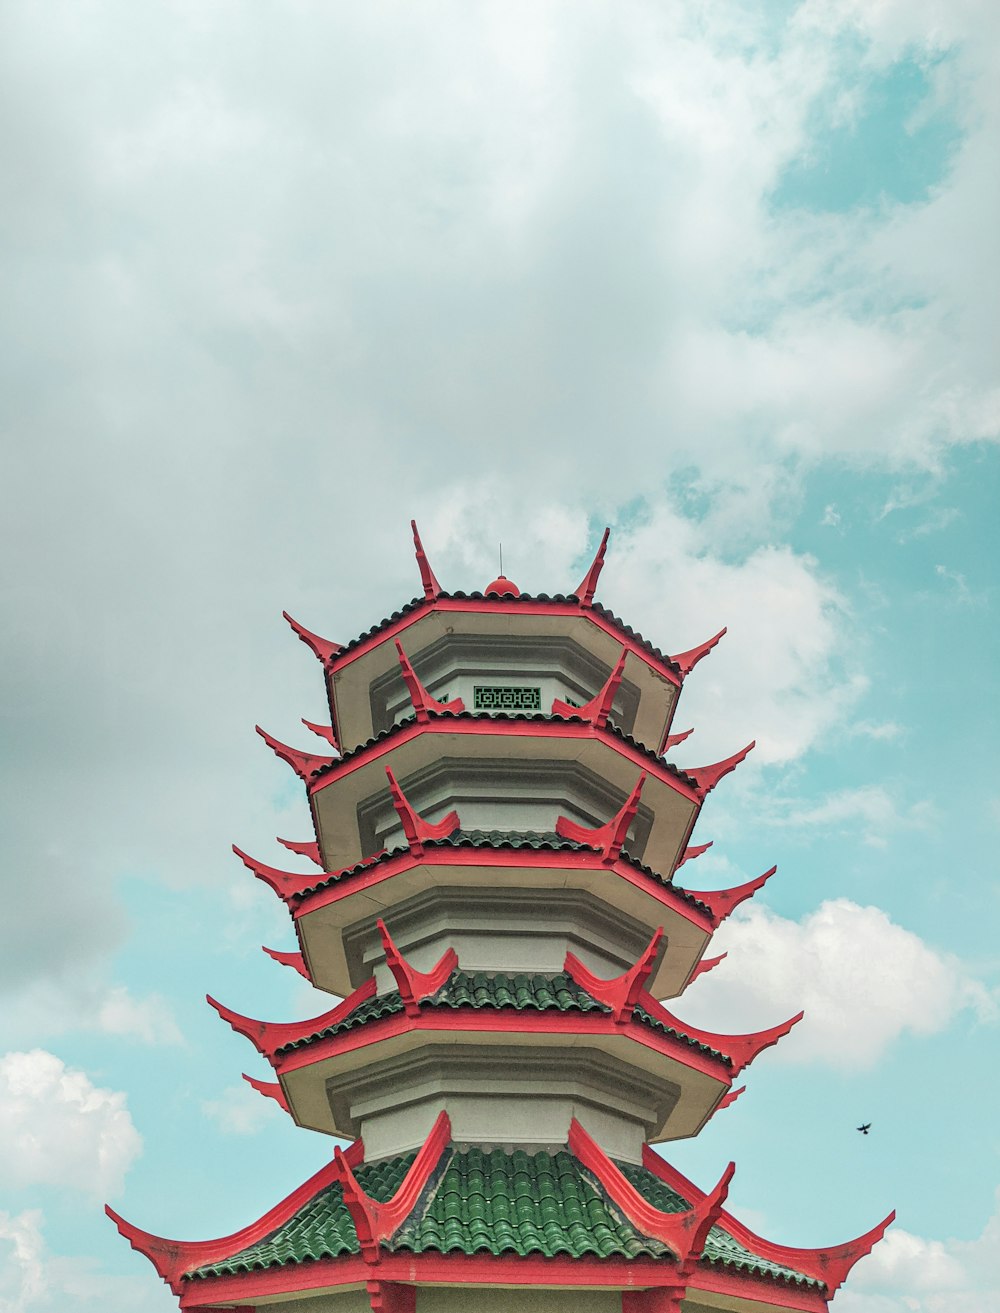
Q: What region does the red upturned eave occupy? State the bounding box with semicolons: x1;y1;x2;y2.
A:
640;1147;895;1296
304;714;712;803
105;1138;365;1295
265;999;737;1085
177;1253;828;1312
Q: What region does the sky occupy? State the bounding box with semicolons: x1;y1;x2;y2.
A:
0;2;998;1310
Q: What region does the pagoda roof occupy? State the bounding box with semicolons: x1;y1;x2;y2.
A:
262;969;731;1068
182;1143;822;1288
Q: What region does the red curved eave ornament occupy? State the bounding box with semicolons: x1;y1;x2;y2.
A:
668;627;727;679
282;610;343;666
104;1141;364;1294
575;527;610;607
232;844;326;904
569;1118;733;1267
685;742;755;801
276;835;324;867
262;945;311;980
395;640;465;718
682;866;776;929
377;918;458;1018
411;520;443;600
302;717;339;750
385;767;460;855
207;977;377;1062
640;1148;895;1296
563;927;664;1023
242;1072;290;1113
637;993;803;1077
552;645;626;726
675;839;713;871
256;725;335;782
335;1110;452;1263
659;725;693;756
555;771;647;864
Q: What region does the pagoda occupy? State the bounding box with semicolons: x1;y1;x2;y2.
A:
109;523;893;1312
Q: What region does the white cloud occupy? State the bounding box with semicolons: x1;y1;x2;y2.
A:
0;1051;141;1199
0;981;183;1051
680;899;991;1066
202;1081;277;1136
758;784;934;846
95;987;183;1046
0;1210;174;1313
837;1187;1000;1312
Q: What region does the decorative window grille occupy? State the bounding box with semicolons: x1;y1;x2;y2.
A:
473;685;542;712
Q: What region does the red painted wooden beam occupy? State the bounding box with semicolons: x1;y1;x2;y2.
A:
367;1280;416;1313
395;641;465;719
410;520;443;600
574;527;610;606
334;1110;452;1262
667;627;726;678
552;645;626;727
377;919;458;1017
563;927;664;1024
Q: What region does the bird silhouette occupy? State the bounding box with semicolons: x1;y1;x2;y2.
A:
857;1123;871;1135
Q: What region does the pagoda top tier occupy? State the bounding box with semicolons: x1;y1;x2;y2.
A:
285;523;726;757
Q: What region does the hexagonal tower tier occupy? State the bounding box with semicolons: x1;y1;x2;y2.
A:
109;523;893;1313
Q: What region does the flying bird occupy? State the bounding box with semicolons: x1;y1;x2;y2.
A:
857;1123;871;1135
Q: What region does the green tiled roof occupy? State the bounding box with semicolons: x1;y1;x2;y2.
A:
274;973;729;1068
274;971;609;1055
186;1146;820;1289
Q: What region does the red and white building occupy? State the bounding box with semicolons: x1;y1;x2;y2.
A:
110;523;893;1312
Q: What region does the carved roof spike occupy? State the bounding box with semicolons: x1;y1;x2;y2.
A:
255;726;334;782
385;767;460;855
395;641;465;719
685;741;755;800
231;844;320;904
555;771;647;864
275;836;324;867
551;645;627;727
574;527;611;607
410;520;443;600
668;627;727;679
282;611;343;666
659;725;693;755
302;718;339;750
376;919;458;1018
242;1073;290;1113
206;979;377;1063
682;866;776;928
675;839;713;870
563;927;664;1023
334;1111;452;1263
261;946;311;980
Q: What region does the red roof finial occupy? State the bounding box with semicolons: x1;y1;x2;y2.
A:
668;627;727;678
255;726;334;782
282;611;343;666
411;520;443;600
574;527;610;606
484;574;519;597
685;741;755;800
682;865;776;928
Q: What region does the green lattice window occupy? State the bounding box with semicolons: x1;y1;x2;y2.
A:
473;685;542;712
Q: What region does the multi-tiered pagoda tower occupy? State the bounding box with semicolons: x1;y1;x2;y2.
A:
110;524;892;1312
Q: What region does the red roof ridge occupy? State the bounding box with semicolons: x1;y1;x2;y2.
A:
668;628;727;679
256;725;335;781
282;610;343;666
569;1118;733;1267
637;993;803;1076
552;644;626;727
685;741;755;799
563;928;664;1023
104;1140;363;1293
682;866;776;928
574;527;610;607
555;771;647;864
207;978;377;1061
411;520;443;600
335;1109;452;1262
640;1147;894;1293
377;919;458;1017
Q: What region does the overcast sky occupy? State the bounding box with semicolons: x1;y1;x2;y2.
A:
1;3;998;1310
